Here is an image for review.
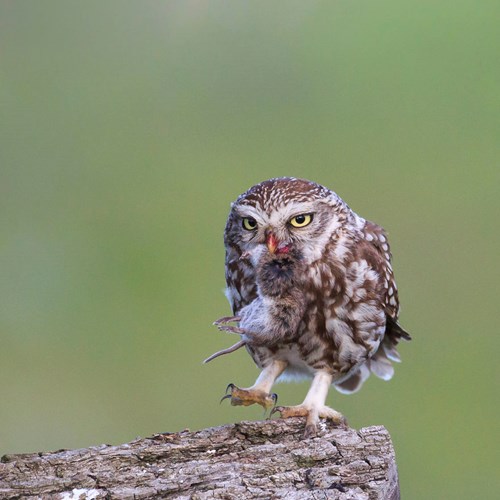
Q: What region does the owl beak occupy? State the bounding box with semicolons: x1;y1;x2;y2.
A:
266;233;278;254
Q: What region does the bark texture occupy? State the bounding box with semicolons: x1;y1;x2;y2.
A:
0;419;399;499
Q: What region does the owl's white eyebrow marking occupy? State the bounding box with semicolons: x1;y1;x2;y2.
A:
235;205;268;223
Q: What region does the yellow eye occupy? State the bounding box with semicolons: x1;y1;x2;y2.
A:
289;214;313;228
242;217;258;231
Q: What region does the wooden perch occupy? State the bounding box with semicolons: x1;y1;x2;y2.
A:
0;419;400;499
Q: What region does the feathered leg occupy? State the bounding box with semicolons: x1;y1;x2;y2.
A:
272;370;346;437
222;359;287;410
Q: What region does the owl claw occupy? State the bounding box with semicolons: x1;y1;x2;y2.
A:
270;404;347;437
225;383;236;394
220;384;278;410
269;405;284;418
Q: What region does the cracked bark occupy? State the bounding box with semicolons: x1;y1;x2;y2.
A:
0;419;400;499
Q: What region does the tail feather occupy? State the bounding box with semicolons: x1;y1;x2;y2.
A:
383;342;402;363
368;349;395;381
334;364;370;394
333;316;411;394
386;316;411;341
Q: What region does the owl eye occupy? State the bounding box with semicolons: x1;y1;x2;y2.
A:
242;217;258;231
289;213;313;228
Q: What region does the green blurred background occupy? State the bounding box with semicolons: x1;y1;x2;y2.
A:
1;1;498;497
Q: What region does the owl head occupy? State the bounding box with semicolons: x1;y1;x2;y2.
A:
225;177;354;268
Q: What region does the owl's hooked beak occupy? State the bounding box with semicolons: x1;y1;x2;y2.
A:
266;233;278;254
266;232;290;255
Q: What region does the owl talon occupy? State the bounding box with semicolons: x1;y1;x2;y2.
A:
220;384;278;410
270;404;346;437
270;405;285;418
304;423;318;439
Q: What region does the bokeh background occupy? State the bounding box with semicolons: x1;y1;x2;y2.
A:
1;1;498;498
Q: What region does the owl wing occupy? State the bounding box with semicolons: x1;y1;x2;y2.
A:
334;221;410;393
224;245;258;315
362;220;411;333
362;221;400;317
361;221;411;352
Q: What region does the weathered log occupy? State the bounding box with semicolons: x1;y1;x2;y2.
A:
0;419;400;499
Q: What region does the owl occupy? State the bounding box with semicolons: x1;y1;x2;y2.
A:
205;177;411;437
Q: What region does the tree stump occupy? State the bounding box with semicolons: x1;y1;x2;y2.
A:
0;419;400;499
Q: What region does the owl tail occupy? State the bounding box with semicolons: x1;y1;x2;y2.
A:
367;347;396;381
334;364;371;394
333;347;397;394
334;317;411;394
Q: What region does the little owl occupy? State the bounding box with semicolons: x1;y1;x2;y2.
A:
205;177;410;437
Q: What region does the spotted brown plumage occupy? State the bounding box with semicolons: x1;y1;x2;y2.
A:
209;177;411;437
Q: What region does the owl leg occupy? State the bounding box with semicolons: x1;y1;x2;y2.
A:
271;371;346;438
221;359;287;410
